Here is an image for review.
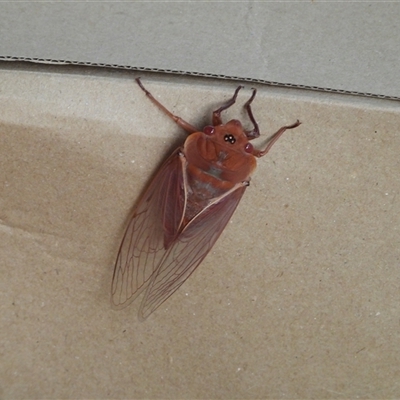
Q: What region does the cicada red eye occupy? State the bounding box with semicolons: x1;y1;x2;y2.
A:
203;126;215;135
244;142;254;153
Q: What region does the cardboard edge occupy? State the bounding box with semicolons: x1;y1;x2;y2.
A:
1;55;399;102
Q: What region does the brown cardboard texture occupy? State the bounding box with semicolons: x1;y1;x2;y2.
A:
1;67;400;398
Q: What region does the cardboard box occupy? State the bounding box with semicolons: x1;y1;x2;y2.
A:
1;3;400;398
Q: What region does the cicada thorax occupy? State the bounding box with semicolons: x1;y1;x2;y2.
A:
181;119;257;222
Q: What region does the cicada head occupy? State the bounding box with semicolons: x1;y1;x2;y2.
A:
183;120;257;185
204;119;256;154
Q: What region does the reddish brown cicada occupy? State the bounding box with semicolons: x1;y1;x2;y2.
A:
112;79;300;320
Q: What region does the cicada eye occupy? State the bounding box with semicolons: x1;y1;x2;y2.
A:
244;142;254;153
203;126;215;136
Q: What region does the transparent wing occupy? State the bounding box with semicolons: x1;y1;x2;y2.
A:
139;184;247;320
111;149;185;309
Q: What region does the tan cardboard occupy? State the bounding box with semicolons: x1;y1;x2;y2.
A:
1;67;400;398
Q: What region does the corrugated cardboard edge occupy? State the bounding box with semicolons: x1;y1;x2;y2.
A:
1;55;399;102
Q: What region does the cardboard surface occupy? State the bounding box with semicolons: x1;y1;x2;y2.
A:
1;2;400;97
1;66;400;398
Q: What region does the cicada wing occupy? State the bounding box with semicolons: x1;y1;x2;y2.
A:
139;184;247;320
111;149;185;309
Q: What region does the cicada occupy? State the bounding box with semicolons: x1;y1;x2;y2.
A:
112;78;300;320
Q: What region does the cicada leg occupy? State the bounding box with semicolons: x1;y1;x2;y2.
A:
254;120;301;158
243;89;260;139
136;78;199;134
212;85;243;126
